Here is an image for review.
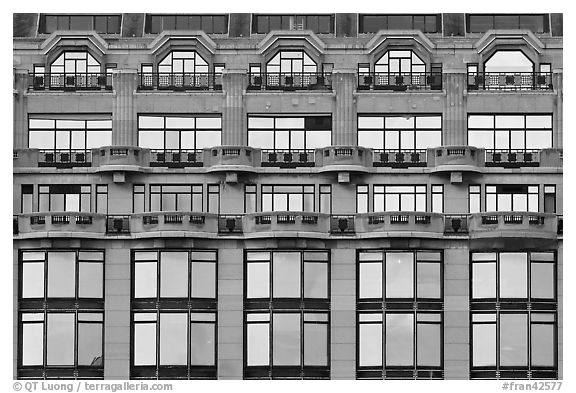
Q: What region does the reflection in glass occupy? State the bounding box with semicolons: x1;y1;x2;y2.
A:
417;263;441;298
273;314;300;365
78;262;103;298
22;263;44;298
499;253;527;298
472;263;496;298
359;323;382;367
134;323;156;366
22;322;44;366
531;263;554;299
303;262;327;298
247;323;269;366
191;322;215;365
473;323;496;366
160;252;188;298
134;262;157;298
386;253;413;298
417;323;441;366
359;263;382;299
500;314;528;366
386;314;414;366
78;322;102;366
192;262;216;298
531;323;554;367
160;313;187;365
47;313;75;366
273;253;300;298
247;262;270;298
47;252;76;297
304;323;327;366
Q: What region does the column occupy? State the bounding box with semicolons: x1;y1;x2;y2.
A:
332;70;357;145
444;71;467;146
222;70;247;146
13;69;28;149
112;70;138;146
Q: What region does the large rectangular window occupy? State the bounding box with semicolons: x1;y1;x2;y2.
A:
466;14;549;33
261;185;315;212
131;250;217;379
248;115;331;151
138;115;222;151
485;185;539;212
145;14;228;34
28;117;112;151
373;185;427;212
245;250;330;379
19;250;104;379
468;115;552;150
38;185;91;212
357;250;443;379
470;251;557;379
149;185;204;212
252;14;334;34
358;115;441;150
359;14;441;33
40;14;121;34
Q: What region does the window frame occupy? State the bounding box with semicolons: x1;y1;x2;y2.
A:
39;14;122;34
149;184;204;213
261;185;316;212
465;14;549;34
358;14;441;34
251;14;335;34
484;184;539;212
28;117;113;152
373;185;428;212
145;14;229;34
38;184;91;213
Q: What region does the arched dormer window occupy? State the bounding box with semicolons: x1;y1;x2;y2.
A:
252;50;330;90
358;49;441;91
139;50;222;91
47;51;103;89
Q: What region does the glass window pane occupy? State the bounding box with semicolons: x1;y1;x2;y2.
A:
472;262;496;298
417;323;441;367
47;252;76;297
358;117;384;129
248;131;274;149
417;263;441;298
531;324;555;367
86;131;112;149
468;115;494;129
138;131;165;149
531;263;554;299
134;322;157;366
500;314;528;366
247;262;269;298
359;323;382;366
468;130;493;149
304;262;327;299
358;131;383;149
192;262;216;298
22;322;44;366
78;322;102;366
526;131;552;149
47;313;75;366
191;322;215;365
386;253;414;298
247;323;269;366
273;252;300;297
304;323;327;366
79;262;103;298
195;131;221;149
386;314;414;366
29;131;54;149
306;130;331;149
22;262;44;298
273;313;301;366
135;262;157;298
359;262;382;298
473;323;496;366
500;253;527;298
160;252;188;298
160;313;187;365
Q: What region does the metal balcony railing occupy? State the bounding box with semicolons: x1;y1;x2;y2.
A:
485;149;540;167
330;215;355;234
248;72;332;91
467;72;553;91
149;149;203;167
106;215;130;234
38;149;92;168
29;73;112;91
260;149;315;168
444;215;469;235
357;72;442;91
372;149;427;167
137;73;222;91
218;215;243;234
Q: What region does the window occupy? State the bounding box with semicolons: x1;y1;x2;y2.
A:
466;14;548;33
95;185;108;214
132;250;217;379
544;185;556;213
138;115;222;151
252;14;334;34
40;14;121;34
319;185;332;214
29;117;112;151
19;250;104;379
133;185;145;214
150;185;203;212
261;185;315;212
374;185;427;212
248;116;331;151
357;250;443;379
21;185;33;213
245;185;257;214
375;50;426;75
468;115;552;150
50;51;101;75
357;185;369;213
266;51;317;75
485;185;538;212
470;252;557;379
158;51;209;74
38;185;91;212
358;115;441;150
431;185;443;213
207;185;220;214
469;185;481;213
145;14;228;34
359;14;440;33
245;250;330;379
484;51;533;73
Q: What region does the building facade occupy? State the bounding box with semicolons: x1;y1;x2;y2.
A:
13;13;563;380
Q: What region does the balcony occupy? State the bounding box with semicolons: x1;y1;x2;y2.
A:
485;150;540;168
373;150;427;168
137;73;222;91
130;212;218;235
260;149;315;168
355;212;444;237
468;212;558;242
149;149;204;168
106;215;131;234
36;149;92;168
218;215;243;234
443;215;469;235
357;72;442;91
247;72;332;91
28;73;112;91
93;146;149;172
244;212;329;237
430;146;484;173
204;146;259;172
330;215;355;234
467;72;553;91
17;212;107;235
317;146;371;172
